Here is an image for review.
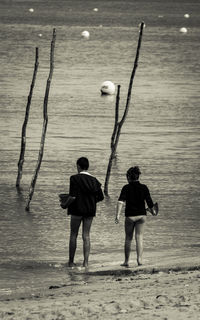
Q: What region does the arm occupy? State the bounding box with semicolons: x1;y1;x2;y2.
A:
69;176;77;197
145;186;154;209
95;188;104;203
115;201;124;224
145;186;157;215
115;185;127;223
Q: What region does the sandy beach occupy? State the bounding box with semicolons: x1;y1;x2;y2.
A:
0;260;199;320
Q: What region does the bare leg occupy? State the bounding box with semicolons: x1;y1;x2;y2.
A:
122;217;135;267
68;215;82;267
82;217;93;267
135;218;145;266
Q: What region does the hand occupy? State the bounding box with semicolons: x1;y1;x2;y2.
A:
149;207;156;216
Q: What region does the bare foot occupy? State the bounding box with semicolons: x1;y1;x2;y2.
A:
83;261;88;268
137;260;143;266
120;262;129;268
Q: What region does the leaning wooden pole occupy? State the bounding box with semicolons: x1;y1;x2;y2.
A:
26;28;56;211
104;85;120;196
104;22;144;196
16;47;39;188
110;85;120;150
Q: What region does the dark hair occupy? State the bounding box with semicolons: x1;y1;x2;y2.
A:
126;166;141;182
77;157;89;170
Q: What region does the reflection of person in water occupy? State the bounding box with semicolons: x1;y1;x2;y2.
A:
68;157;104;268
115;166;154;267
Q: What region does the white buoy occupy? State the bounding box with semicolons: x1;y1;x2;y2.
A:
100;81;115;95
81;30;90;39
180;27;188;33
184;13;190;18
93;8;99;12
29;8;34;12
38;33;42;37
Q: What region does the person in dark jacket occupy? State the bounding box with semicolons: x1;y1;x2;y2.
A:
115;166;154;267
68;157;104;267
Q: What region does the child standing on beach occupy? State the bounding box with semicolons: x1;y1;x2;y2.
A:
115;166;154;267
68;157;104;268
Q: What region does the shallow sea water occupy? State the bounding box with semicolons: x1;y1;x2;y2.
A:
0;0;200;295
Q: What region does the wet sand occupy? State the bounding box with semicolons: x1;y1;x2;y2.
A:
0;256;199;320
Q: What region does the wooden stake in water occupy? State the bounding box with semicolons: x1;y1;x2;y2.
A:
104;85;121;196
104;22;145;196
16;47;39;188
26;29;56;211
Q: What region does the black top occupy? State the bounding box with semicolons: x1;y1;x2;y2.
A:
68;173;104;217
118;181;153;216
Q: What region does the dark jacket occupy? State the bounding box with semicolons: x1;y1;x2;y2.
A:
68;172;104;217
118;181;153;216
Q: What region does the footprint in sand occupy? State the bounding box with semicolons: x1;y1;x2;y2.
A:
173;295;191;308
103;302;121;313
129;300;142;308
156;294;172;306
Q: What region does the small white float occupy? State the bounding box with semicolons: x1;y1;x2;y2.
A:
38;33;42;37
93;8;99;12
180;27;188;33
100;81;115;95
184;14;190;18
29;8;34;12
81;30;90;39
